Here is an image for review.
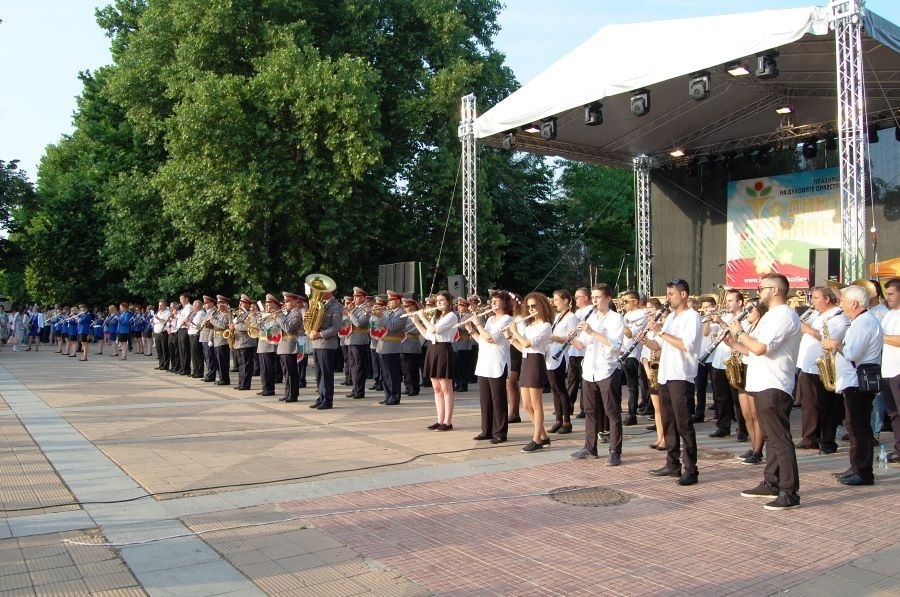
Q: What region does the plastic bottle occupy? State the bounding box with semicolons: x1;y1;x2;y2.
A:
878;444;888;471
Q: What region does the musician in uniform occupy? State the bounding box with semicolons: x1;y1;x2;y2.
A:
795;287;847;453
729;273;802;509
76;304;93;361
231;295;256;390
547;290;577;434
694;295;718;422
276;292;304;402
376;291;405;405
620;290;647;426
400;297;422;396
166;301;179;371
174;293;193;375
368;294;383;392
198;296;216;382
208;295;232;386
571;283;625;465
345;287;371;399
184;300;201;377
880;277;900;464
340;295;353;387
644;278;702;486
152;300;169;370
254;295;279;396
469;290;513;442
308;287;343;410
823;284;884;486
708;289;749;440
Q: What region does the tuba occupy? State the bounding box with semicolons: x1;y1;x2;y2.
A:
815;309;842;392
303;273;337;335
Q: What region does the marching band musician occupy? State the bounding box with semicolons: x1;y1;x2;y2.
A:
153;300;170;371
166;301;180;371
175;293;193;376
255;294;281;397
644;278;702;486
506;293;524;424
410;290;458;430
92;307;105;352
76;304;93;361
734;302;769;465
567;288;591;419
199;296;218;382
209;295;232;386
345;287;371;400
620;290;647;426
64;307;78;356
188;300;205;378
131;304;144;355
232;295;256;391
453;298;473;393
368;295;384;393
400;297;422;397
114;302;134;361
570;283;625;465
376;291;406;406
142;305;154;356
52;308;66;353
822;285;884;487
641;298;666;450
880;278;900;465
296;296;310;386
276;292;304;402
728;273;802;510
507;292;553;452
708;289;749;441
694;295;718;423
795;287;847;453
340;296;353;388
546;290;577;435
308;287;343;410
468;290;514;442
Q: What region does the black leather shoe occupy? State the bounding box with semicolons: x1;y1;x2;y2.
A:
257;391;275;396
316;403;333;410
345;392;356;398
490;437;506;444
736;432;749;442
708;429;730;438
216;380;229;386
839;473;874;486
309;401;322;409
284;397;298;403
831;467;855;479
558;423;572;434
369;384;383;391
623;415;638;426
691;414;704;423
203;378;215;383
385;397;400;405
278;397;287;402
549;422;563;433
676;472;699;486
575;412;586;419
473;433;491;440
408;390;420;396
649;465;682;477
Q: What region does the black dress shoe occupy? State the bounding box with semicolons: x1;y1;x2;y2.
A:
473;433;491;440
708;429;730;438
508;416;522;424
257;391;275;396
490;437;507;444
309;401;322;409
385;397;400;405
676;472;699;486
649;465;682;477
284;397;298;403
691;414;704;423
203;378;216;383
316;403;333;410
558;423;572;434
839;473;874;486
345;392;357;398
623;415;638;426
575;412;586;419
736;432;749;442
278;397;287;402
549;422;563;433
831;468;855;479
408;390;419;396
369;384;383;391
216;380;229;385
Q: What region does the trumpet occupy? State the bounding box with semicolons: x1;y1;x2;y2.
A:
400;306;440;319
700;309;728;323
453;305;494;328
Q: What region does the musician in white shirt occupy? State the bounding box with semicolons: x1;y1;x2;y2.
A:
644;278;702;486
571;284;625;465
546;290;578;435
507;293;553;453
567;288;592;418
795;287;848;453
822;285;884;486
469;290;514;444
708;290;749;440
620;290;647;426
728;273;801;510
879;278;900;464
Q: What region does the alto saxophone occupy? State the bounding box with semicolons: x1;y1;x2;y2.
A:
815;310;842;392
647;349;661;392
725;349;745;391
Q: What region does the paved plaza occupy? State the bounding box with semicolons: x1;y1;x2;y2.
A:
0;348;897;596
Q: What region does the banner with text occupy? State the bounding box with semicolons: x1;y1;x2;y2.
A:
726;168;840;289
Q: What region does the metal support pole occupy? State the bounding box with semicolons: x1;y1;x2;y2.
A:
830;0;868;282
459;94;478;296
634;156;653;296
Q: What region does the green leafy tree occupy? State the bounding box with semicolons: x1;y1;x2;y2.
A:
0;160;38;302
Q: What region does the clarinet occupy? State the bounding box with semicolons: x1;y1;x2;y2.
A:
617;304;670;366
552;307;596;360
698;299;758;362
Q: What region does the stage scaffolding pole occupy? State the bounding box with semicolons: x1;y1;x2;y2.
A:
459;94;478;296
830;0;868;282
634;156;653;297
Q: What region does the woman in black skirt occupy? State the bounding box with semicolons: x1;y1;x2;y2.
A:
507;292;554;452
507;293;524;423
410;290;458;431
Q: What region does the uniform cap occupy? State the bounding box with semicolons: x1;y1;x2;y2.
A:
353;286;367;297
374;295;388;306
386;290;403;300
203;295;215;304
264;293;279;303
401;297;416;306
216;294;231;304
239;294;252;305
283;291;300;301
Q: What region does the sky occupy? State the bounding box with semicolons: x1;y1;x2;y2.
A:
2;0;899;182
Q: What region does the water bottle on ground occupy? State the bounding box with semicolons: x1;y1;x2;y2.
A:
877;444;888;472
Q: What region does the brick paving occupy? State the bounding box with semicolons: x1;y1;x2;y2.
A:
1;348;898;596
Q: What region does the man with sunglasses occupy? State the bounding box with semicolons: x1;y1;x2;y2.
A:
727;273;802;510
644;278;702;486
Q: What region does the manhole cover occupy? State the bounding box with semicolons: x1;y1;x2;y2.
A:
698;448;735;460
547;486;630;507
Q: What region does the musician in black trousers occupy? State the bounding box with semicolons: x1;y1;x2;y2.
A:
153;300;170;370
309;291;343;410
188;300;205;378
176;293;193;375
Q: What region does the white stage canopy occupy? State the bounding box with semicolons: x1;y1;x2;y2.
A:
475;5;900;166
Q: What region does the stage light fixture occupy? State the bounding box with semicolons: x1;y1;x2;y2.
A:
501;132;516;150
725;62;750;77
868;125;879;144
584;103;603;126
540;118;557;140
801;138;818;159
825;134;838;151
688;71;710;101
775;105;793;115
630;89;650;117
523;123;540;133
669;149;685;158
755;51;779;79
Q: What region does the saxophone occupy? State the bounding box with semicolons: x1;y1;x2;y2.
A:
725;349;745;391
647;349;661;392
815;310;842;392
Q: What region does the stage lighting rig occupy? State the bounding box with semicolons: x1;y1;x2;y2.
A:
725;61;750;77
801;138;818;159
688;71;710;101
630;89;650;117
540;118;557;140
755;50;779;79
584;103;603;126
501;132;516;150
522;123;540;133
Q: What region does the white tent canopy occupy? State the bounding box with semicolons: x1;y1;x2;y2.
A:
475;5;900;167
